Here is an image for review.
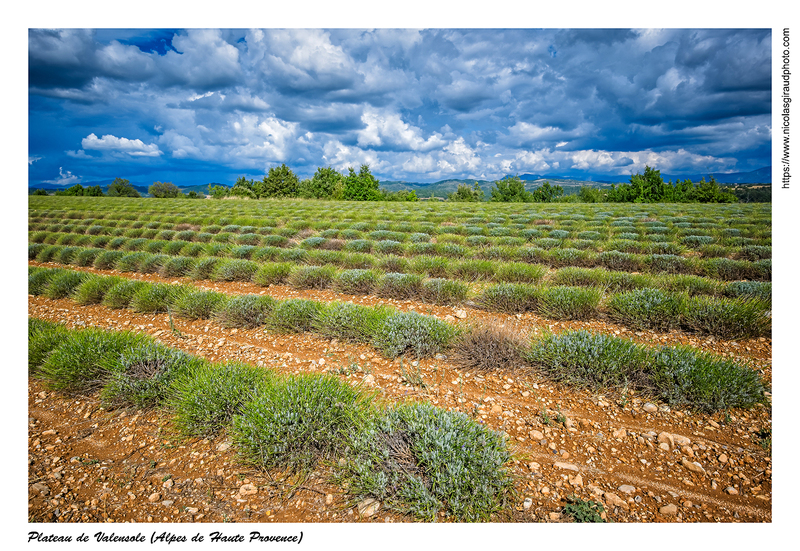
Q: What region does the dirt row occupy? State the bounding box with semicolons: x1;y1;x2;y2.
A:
28;262;772;523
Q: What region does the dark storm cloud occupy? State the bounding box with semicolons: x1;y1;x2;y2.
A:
28;28;772;186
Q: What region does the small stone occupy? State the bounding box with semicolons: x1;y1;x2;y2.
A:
362;374;376;387
161;500;174;507
681;458;705;474
604;492;628;509
618;484;636;494
659;504;678;516
239;483;258;496
186;507;199;514
548;512;561;521
357;498;381;517
325;494;334;505
643;403;658;413
568;474;583;487
523;498;533;509
216;442;231;452
30;482;50;496
529;430;544;441
434;353;447;361
455;309;467;319
528;462;541;472
553;462;579;472
725;486;739;495
657;432;674;450
718;453;729;463
612;428;627;439
491;404;503;414
148;493;161;503
672;434;691;447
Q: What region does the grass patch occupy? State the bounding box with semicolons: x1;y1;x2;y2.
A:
495;262;547;284
208;293;273;329
372;311;459;358
420;278;469;305
130;283;188;314
476;283;540;313
73;275;122;305
376;272;422;300
173;290;229;320
38;328;151;393
681;295;770;339
44;270;89;300
536;286;601;320
525;331;649;391
28;318;70;375
608;288;685;331
341;403;514;522
102;280;148;309
649;345;767;413
213;259;259;282
265;299;325;333
233;373;375;474
169;361;271;438
288;265;337;290
312;302;394;343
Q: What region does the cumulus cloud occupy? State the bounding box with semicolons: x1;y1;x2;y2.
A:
43;167;81;185
81;133;162;156
28;28;772;184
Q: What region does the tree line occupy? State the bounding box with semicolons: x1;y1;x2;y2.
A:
31;165;746;204
448;166;740;203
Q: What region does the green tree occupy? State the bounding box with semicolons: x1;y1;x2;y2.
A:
342;164;382;201
490;176;532;202
55;184;85;196
256;164;299;198
107;178;140;197
577;185;603;203
149;181;181;198
687;176;738;203
84;185;104;197
530;181;564;202
31;188;48;196
209;185;230;199
298;166;344;199
448;182;485;202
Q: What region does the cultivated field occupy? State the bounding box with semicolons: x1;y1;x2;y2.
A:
28;196;772;523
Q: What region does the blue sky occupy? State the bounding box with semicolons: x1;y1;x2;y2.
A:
28;28;772;188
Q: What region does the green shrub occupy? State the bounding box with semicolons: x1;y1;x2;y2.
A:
649;346;766;413
525;330;649;390
420;278;469;305
598;250;642;271
288;265;337;290
376;272;422;300
73;248;104;267
114;252;150;272
233;373;374;474
130;283;187;314
73;275;122;305
159;256;196;278
476;283;540;313
563;496;606;523
334;269;379;295
251;263;292;287
681;295;770;339
409;256;449;278
169;361;271;437
100;343;201;410
725;281;771;302
28;318;70;375
495;262;547;284
44;270;89;299
344;239;372;253
608;288;685;331
312;302;393;343
36;245;63;263
251;246;282;263
266;299;325;333
102;280;148;309
39;328;151;392
93;250;126;270
173;290;229;320
29;268;62;295
372;311;459;358
190;257;222;280
213;259;259;282
451;259;495;281
139;254;169;274
342;403;513;521
214;294;276;329
537;286;601;320
647;254;691;274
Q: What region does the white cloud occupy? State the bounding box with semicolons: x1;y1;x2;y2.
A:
357;109;446;152
81;133;162;157
43;167;81;185
65;150;92;159
28;156;42;165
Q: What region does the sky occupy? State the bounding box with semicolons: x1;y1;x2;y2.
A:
28;28;772;188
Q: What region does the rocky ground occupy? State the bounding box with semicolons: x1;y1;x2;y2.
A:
28;261;772;524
